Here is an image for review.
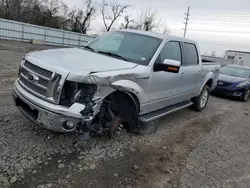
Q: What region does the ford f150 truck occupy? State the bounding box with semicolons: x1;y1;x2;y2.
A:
13;30;220;138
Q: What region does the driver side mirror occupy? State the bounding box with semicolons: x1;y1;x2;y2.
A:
153;59;181;73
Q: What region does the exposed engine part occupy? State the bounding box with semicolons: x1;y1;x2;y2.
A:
108;116;121;138
75;115;94;141
80;105;93;116
95;99;117;137
98;100;121;138
73;88;139;141
76;97;121;140
60;81;96;107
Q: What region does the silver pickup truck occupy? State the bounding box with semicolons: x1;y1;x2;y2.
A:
13;30;220;137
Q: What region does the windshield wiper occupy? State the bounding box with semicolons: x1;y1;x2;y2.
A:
97;51;128;61
82;45;94;52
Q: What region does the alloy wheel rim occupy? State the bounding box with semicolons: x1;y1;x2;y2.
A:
200;90;208;108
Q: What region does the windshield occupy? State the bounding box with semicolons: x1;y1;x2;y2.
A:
87;31;162;65
220;66;250;78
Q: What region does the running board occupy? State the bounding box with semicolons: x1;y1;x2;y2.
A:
139;101;193;123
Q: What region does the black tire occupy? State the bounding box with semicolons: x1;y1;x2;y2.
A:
241;89;250;102
138;121;157;135
192;85;210;111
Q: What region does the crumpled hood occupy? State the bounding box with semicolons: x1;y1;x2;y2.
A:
27;48;137;79
218;74;247;83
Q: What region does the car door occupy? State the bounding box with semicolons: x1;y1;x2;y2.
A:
179;42;202;98
143;41;184;113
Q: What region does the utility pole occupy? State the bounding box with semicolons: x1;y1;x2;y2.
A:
183;6;190;38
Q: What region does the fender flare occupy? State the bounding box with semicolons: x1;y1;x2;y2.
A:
111;79;147;105
199;74;214;94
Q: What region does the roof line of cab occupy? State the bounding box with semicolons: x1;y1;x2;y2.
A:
118;29;196;44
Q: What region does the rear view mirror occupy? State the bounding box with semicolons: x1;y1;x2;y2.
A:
154;59;181;73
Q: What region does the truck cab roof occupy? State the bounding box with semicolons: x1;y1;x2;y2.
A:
119;29;197;44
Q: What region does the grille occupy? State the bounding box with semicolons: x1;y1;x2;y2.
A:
18;60;61;103
21;68;49;88
19;77;47;97
24;61;52;78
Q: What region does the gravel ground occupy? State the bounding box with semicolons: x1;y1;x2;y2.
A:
0;39;250;188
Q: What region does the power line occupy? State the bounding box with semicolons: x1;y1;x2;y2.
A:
188;29;250;34
198;42;250;49
183;6;190;38
189;20;250;25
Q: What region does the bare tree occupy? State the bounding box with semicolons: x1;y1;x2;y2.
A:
0;0;70;29
69;0;96;34
101;0;130;31
41;0;66;28
129;9;161;31
0;1;4;15
141;9;161;31
0;0;25;20
162;25;171;35
120;15;134;29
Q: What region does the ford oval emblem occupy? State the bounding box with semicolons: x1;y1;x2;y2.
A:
28;74;34;81
27;72;39;81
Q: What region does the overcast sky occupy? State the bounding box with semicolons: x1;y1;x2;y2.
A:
63;0;250;56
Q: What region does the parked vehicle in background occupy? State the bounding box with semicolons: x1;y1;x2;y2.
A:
202;55;233;67
225;50;250;67
13;30;220;138
213;65;250;101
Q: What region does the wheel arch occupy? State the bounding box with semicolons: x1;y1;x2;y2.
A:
205;78;213;89
101;90;140;133
199;73;215;94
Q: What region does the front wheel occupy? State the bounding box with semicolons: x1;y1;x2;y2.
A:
241;89;250;102
192;85;210;111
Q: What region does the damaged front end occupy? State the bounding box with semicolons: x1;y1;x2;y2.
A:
59;81;96;138
61;71;141;140
59;80;124;140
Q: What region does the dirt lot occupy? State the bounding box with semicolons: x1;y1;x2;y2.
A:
0;39;250;188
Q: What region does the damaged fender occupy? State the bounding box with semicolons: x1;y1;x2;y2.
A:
111;79;146;104
71;69;150;134
79;70;149;114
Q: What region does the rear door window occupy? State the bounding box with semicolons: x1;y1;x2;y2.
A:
183;43;199;66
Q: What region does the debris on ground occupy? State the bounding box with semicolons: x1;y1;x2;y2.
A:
133;165;140;170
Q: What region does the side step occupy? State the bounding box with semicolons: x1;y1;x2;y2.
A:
139;101;193;123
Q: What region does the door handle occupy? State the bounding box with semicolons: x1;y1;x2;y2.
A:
180;72;184;78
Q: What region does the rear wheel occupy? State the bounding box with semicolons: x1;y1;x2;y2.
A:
192;85;210;111
241;89;250;102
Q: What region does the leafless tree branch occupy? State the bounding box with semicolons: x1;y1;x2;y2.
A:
120;15;134;29
69;0;96;34
162;25;171;35
101;0;130;31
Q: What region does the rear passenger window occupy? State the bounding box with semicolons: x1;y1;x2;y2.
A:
155;41;182;63
183;43;199;65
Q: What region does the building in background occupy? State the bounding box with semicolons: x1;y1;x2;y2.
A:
225;50;250;67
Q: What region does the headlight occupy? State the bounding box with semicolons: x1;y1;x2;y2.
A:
60;81;96;106
236;81;249;88
18;56;26;76
73;84;97;103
